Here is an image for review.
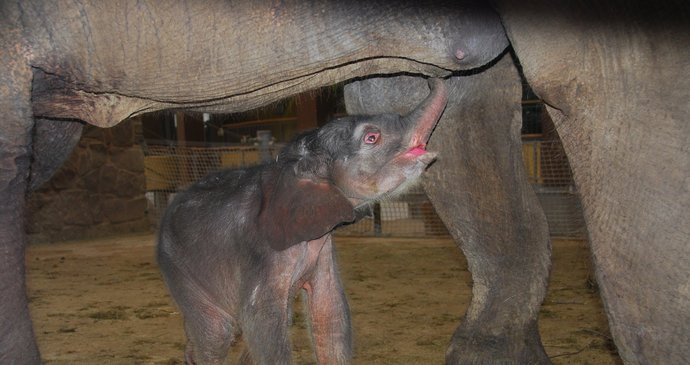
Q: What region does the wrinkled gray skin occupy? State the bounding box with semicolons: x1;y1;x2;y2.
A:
158;80;447;364
0;0;688;364
497;3;689;364
346;2;690;365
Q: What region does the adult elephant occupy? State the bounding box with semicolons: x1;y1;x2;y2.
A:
346;2;689;364
0;0;687;364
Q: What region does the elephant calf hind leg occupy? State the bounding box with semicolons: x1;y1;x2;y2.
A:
182;304;237;365
160;267;237;364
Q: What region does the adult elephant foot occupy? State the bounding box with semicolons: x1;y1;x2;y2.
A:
345;54;552;365
446;323;548;364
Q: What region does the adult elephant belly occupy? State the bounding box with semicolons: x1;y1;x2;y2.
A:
28;58;450;128
344;54;553;364
497;1;690;363
24;0;509;128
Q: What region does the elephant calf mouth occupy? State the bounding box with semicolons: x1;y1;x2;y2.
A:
400;145;437;167
406;145;428;157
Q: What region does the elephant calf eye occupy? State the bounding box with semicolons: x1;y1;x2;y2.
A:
364;132;380;144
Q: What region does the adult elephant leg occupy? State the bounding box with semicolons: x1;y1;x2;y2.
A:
345;54;551;364
428;56;551;364
0;35;41;364
498;2;690;363
29;119;83;191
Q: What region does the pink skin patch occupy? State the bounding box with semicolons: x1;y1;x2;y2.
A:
406;145;427;157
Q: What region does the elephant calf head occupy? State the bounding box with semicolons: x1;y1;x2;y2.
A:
280;78;448;208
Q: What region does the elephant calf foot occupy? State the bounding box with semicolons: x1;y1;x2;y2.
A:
446;324;551;365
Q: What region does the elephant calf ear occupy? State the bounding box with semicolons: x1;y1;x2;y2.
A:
259;172;355;251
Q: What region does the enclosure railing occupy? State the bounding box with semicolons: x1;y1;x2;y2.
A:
142;139;586;239
522;139;587;238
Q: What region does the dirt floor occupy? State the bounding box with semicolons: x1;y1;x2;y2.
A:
26;234;622;364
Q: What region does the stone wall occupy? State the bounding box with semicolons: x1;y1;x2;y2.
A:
27;118;150;243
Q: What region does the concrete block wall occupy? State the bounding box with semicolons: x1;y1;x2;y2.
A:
27;118;150;242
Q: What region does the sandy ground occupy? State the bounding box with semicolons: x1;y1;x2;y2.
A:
26;234;622;364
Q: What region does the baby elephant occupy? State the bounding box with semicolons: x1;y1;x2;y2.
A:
157;78;447;364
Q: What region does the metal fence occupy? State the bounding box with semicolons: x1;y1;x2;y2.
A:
142;142;280;223
142;141;449;237
335;189;449;237
142;139;586;239
523;139;587;238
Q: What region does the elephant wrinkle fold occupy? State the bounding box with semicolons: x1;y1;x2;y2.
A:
157;80;447;363
32;89;155;128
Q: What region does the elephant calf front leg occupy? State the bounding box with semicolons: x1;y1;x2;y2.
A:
304;237;353;364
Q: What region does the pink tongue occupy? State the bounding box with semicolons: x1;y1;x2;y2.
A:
408;146;427;156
